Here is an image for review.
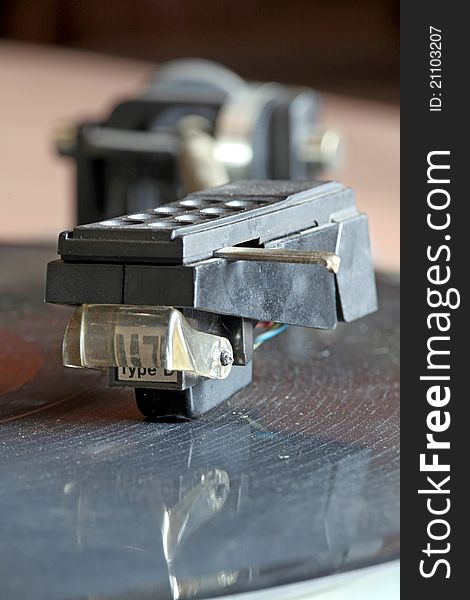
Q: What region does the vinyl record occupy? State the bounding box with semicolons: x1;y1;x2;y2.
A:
0;247;399;600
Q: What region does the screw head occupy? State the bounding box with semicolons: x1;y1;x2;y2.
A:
219;350;233;366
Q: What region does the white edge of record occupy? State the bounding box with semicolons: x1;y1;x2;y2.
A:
214;560;399;600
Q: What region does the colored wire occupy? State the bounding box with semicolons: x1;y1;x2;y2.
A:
253;323;289;350
255;321;274;329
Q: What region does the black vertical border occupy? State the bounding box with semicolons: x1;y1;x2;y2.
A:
401;1;465;595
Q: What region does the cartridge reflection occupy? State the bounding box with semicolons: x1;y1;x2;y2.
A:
61;419;396;599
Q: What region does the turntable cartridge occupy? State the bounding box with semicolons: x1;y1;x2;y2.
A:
45;180;377;419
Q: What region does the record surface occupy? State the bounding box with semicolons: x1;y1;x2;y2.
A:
0;246;399;600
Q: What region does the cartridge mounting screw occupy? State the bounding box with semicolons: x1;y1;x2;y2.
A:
220;350;233;366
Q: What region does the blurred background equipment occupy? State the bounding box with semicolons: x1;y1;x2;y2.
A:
0;0;399;271
56;59;341;224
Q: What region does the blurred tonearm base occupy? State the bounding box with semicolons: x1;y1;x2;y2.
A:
56;59;342;225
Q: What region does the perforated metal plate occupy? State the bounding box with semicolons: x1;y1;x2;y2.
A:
58;180;355;263
81;194;272;236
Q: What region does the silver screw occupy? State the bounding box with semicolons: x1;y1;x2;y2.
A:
220;350;233;366
301;128;344;172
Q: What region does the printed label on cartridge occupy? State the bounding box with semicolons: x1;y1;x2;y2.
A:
117;366;178;383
